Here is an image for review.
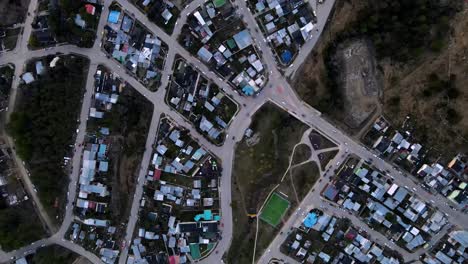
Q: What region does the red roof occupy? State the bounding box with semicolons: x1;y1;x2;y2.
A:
85;4;96;15
154;169;162;180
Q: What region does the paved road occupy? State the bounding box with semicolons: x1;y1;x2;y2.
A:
1;0;466;263
257;153;452;263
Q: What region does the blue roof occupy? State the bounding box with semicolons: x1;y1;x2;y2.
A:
99;161;109;172
303;212;318;228
242;85;255;96
324;185;339;201
108;10;120;23
232;29;253;50
281;50;293;64
194;210;213;221
100;127;110;135
98;144;107;158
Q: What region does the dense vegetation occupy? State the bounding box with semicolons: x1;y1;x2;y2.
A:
8;55;88;214
0;206;44;251
47;0;99;47
0;65;14;110
28;245;78;264
314;0;461;115
337;0;460;61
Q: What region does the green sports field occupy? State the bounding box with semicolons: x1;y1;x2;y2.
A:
260;193;290;227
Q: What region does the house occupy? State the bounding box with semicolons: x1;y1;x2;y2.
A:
233;30;253;50
197;47;213;62
74;14;86;29
85;4;96;15
108;10;121;24
35;61;45;75
84;218;109;227
121;15;133;33
22;72;35;84
162;9;173;23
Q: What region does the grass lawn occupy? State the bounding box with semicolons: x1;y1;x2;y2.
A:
290;161;320;200
260;193;290;227
292;143;311;164
2;28;21;50
319;150;339;170
309;130;337;150
228;103;308;264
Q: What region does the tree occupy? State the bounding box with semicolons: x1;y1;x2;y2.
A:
28;34;39;48
385;212;397;224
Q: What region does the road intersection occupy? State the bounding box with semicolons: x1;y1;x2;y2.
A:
0;0;466;263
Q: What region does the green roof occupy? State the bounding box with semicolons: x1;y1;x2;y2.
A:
190;244;201;259
213;0;226;8
226;39;237;49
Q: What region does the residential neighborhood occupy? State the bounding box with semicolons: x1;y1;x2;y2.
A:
166;58;239;145
246;0;317;65
102;3;169;91
282;209;403;263
179;0;268;95
364;116;467;213
67;65;153;264
322;157;448;252
124;116;223;263
0;0;466;263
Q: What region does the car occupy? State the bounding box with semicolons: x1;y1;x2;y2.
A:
336;161;341;166
76;128;79;133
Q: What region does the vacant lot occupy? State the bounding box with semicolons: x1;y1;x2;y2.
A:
228;103;308;263
8;55;88;220
27;244;80;264
233;103;309;213
309;130;337;150
318;150;339;170
0;202;45;251
292;144;311;164
0;0;29;26
1;28;21;51
290;161;320;200
331;39;382;128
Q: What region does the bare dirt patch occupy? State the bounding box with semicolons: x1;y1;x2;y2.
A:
331;39;382;128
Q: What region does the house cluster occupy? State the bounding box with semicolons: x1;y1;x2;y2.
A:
181;0;267;95
125;118;222;263
102;7;167;90
418;154;467;212
21;58;53;84
423;230;468;264
0;143;29;207
322;158;448;252
128;207;221;264
69;68;125;263
138;0;179;32
371;122;425;173
167;59;238;144
249;0;317;64
74;4;97;29
283;209;402;263
368;117;468;212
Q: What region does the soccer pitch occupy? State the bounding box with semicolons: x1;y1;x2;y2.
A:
260;193;290;227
